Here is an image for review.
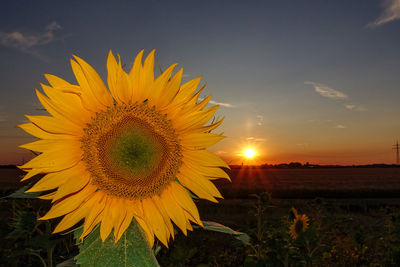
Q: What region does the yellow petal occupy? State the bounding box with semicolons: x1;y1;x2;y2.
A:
26;115;83;136
171;77;201;107
26;170;70;193
51;163;90;201
169;182;202;225
160;188;188;235
38;191;56;200
178;86;209;115
115;203;135;242
142;198;169;247
183;209;201;229
183;150;229;169
20;139;81;154
81;192;106;240
81;212;102;241
180;166;223;198
72;55;114;107
184;95;211;114
183;161;231;181
45;74;75;88
177;170;220;203
35;89;85;127
173;106;219;133
40;83;92;124
140;50;155;96
100;198;114;241
17;123;73;140
181;132;225;150
39;184;96;220
158;68;183;108
135;215;154;247
112;200;127;242
20;168;43;182
149;63;177;106
185;118;225;133
107;51;132;104
70;59;106;112
129;50;145;102
152;195;174;239
19;143;81;172
53;193;99;233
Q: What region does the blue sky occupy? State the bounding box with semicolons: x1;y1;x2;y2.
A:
1;0;400;164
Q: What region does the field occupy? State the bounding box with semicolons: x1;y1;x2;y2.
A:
2;166;400;266
218;167;400;198
3;166;400;198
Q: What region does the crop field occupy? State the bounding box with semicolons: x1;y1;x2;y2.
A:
2;166;400;266
216;167;400;198
3;166;400;198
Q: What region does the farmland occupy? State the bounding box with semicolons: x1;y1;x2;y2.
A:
218;166;400;198
3;166;400;198
2;166;400;266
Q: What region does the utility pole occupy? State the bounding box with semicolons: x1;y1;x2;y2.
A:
393;140;400;165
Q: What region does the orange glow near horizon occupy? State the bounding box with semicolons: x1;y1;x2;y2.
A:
244;148;256;159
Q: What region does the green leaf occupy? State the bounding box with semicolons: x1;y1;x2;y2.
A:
198;221;250;245
4;184;40;199
74;219;159;267
55;257;78;267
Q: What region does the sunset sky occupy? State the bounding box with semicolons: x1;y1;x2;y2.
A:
1;0;400;165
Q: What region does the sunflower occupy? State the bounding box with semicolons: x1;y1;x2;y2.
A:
18;50;230;247
289;207;309;240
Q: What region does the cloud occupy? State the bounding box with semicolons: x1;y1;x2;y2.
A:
198;97;234;108
367;0;400;27
256;115;263;126
335;124;346;129
345;104;367;112
305;81;367;111
0;21;61;58
305;81;348;99
246;137;266;142
209;100;234;108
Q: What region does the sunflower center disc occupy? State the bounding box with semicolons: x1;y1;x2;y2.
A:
81;103;182;200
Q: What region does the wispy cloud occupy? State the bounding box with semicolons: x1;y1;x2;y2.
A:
246;137;266;142
0;21;61;59
305;81;348;99
305;81;367;112
335;124;346;129
367;0;400;28
256;115;263;126
209;100;234;108
344;104;355;110
198;97;234;108
345;104;367;112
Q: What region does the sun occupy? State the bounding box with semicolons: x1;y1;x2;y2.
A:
244;148;256;159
